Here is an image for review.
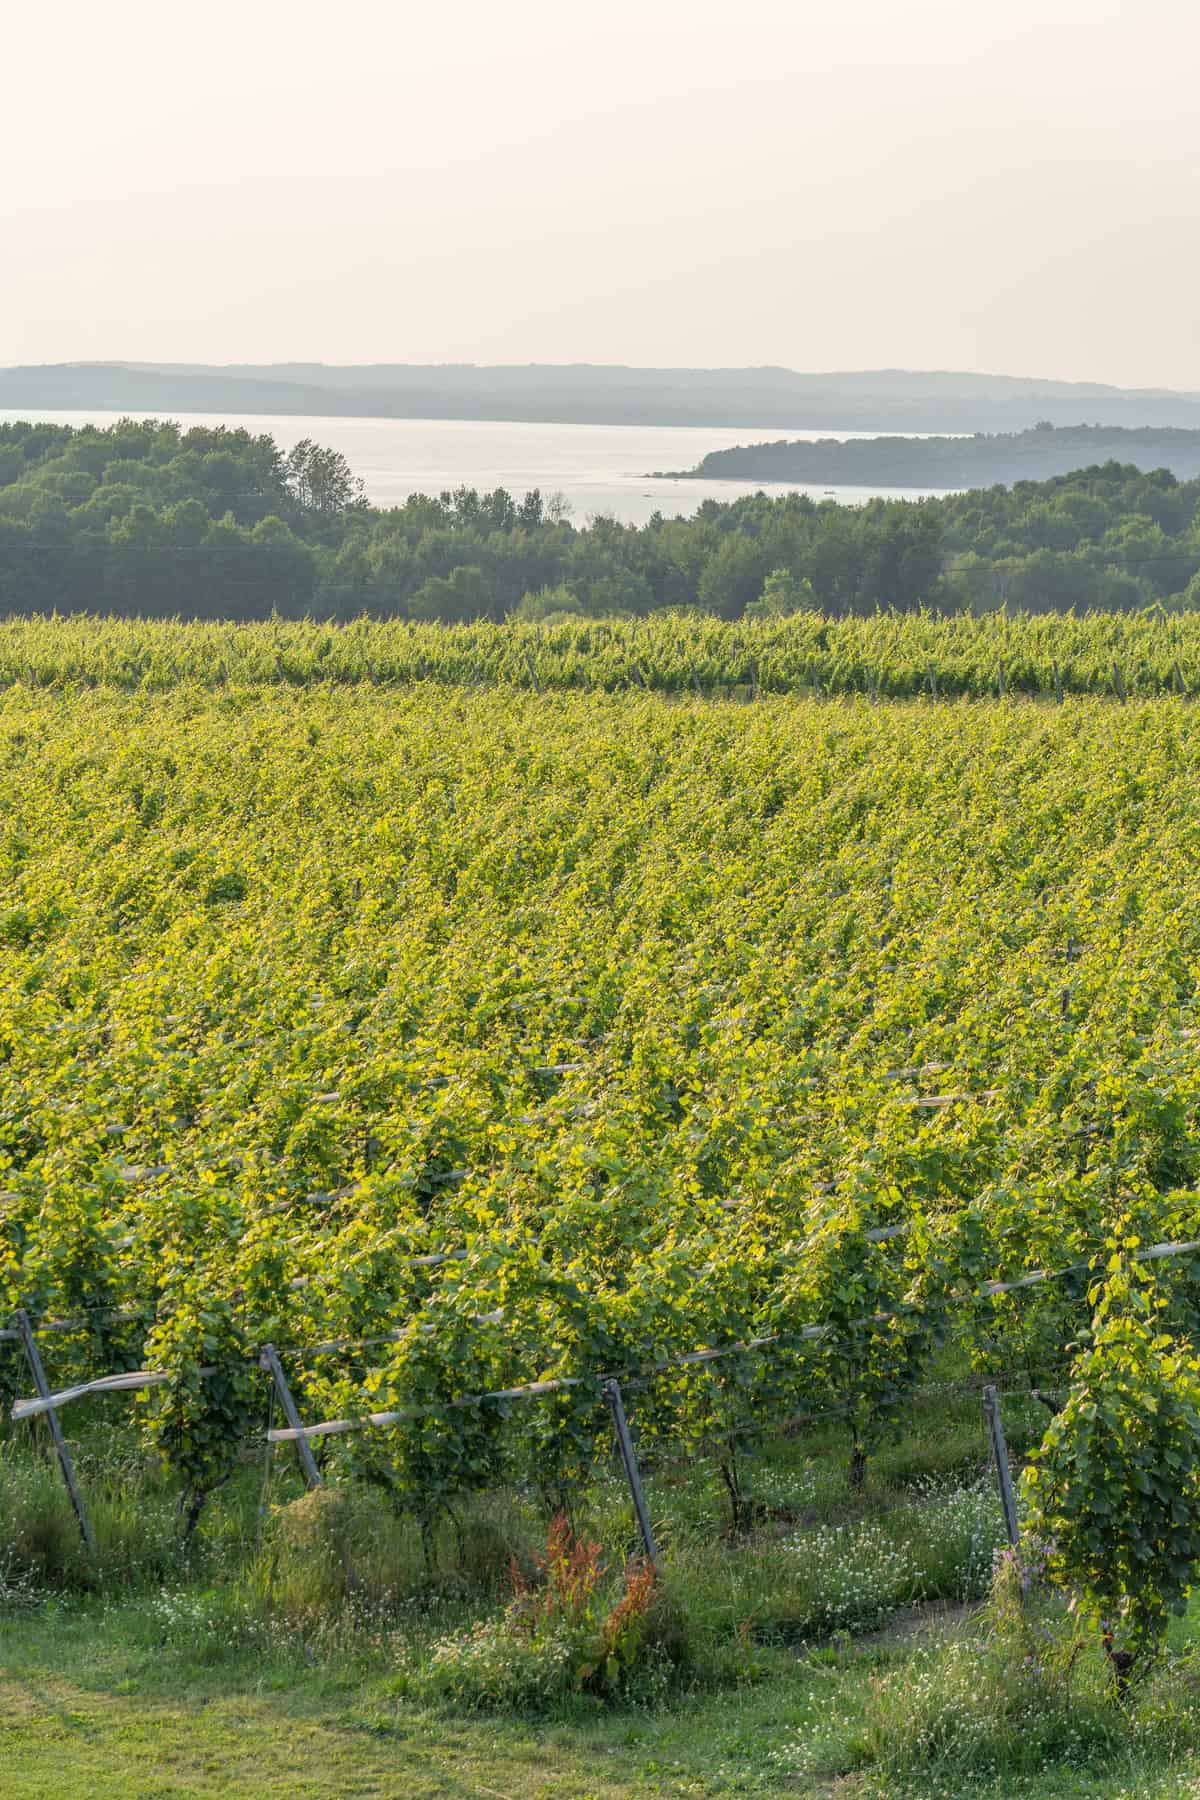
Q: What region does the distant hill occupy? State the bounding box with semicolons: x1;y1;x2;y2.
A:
4;362;1200;432
666;424;1200;487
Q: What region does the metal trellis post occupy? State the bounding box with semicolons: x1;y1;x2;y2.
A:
983;1383;1021;1554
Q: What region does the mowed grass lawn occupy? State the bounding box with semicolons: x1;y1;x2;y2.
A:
0;1601;796;1800
5;1601;1200;1800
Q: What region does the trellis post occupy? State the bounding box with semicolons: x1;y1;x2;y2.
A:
603;1379;659;1572
260;1344;322;1490
13;1308;96;1555
983;1384;1021;1561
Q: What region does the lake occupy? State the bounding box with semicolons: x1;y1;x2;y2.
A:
0;409;955;527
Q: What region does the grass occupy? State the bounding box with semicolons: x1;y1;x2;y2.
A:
6;1391;1200;1797
0;1601;789;1799
9;1595;1200;1799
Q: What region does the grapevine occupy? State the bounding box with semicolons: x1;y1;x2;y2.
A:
2;645;1200;1550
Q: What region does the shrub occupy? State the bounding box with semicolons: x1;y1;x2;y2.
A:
258;1484;542;1626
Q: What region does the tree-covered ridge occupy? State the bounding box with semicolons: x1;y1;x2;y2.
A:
8;360;1200;430
673;423;1200;487
2;418;1200;620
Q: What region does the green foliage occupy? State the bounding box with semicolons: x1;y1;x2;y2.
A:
781;1207;950;1487
5;673;1200;1543
799;1609;1127;1785
141;1283;259;1534
4;417;1200;626
281;439;365;517
6;607;1200;695
325;1299;513;1537
1024;1260;1200;1678
745;566;817;617
511;583;583;622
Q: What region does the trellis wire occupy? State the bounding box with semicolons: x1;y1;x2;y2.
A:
11;1234;1199;1430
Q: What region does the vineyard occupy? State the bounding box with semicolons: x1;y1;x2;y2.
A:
5;626;1200;1787
4;607;1200;696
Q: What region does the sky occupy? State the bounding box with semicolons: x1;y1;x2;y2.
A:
6;0;1200;387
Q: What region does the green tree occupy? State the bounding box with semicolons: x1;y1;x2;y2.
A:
409;563;494;622
512;584;583;622
745;567;818;617
283;439;365;516
696;535;774;619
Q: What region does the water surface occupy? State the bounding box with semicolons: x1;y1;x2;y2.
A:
0;409;955;525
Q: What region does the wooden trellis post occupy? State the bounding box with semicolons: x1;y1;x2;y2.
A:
260;1344;322;1490
13;1309;95;1555
983;1384;1020;1553
603;1378;659;1572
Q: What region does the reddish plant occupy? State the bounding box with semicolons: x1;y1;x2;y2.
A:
507;1516;660;1694
509;1511;606;1632
597;1557;656;1669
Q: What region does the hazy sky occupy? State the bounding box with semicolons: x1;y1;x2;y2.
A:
6;0;1199;386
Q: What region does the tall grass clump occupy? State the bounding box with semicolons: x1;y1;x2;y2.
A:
783;1558;1200;1788
251;1483;545;1627
0;1440;182;1591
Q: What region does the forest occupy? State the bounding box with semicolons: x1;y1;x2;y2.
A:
2;417;1200;622
671;422;1200;487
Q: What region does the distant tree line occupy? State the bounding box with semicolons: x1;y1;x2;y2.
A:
1;419;1198;622
675;422;1200;486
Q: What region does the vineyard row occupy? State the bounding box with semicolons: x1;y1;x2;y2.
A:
11;1230;1199;1434
11;612;1200;699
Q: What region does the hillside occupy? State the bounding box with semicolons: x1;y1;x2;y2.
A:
6;632;1200;1795
6;361;1200;431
